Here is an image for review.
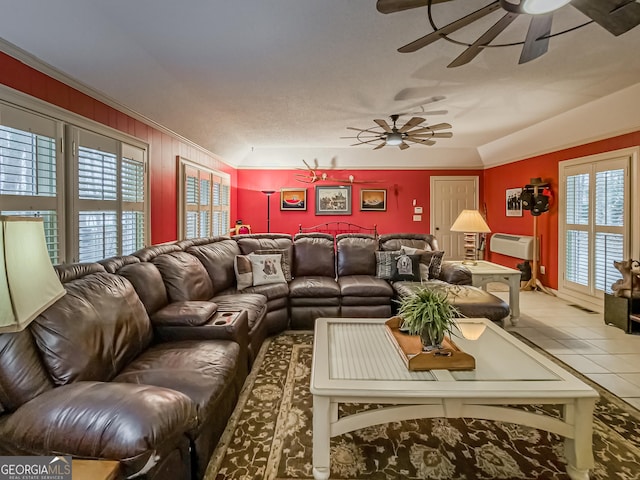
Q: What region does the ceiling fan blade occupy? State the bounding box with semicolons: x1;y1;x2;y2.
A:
373;142;386;150
352;137;385;147
406;138;437;146
376;0;451;14
519;13;552;64
410;131;453;139
398;2;502;53
448;12;518;67
374;119;392;133
570;0;640;36
408;123;452;135
399;142;410;150
346;126;381;134
398;117;425;133
431;132;453;138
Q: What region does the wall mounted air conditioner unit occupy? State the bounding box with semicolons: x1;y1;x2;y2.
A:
489;233;536;260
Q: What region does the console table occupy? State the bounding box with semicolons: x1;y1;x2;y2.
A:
450;260;521;324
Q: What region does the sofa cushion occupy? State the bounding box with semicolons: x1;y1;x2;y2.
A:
288;276;341;298
336;234;377;277
153;251;214;302
117;261;169;315
187;240;242;294
293;234;335;277
248;253;286;286
0;381;195;464
237;281;289;301
114;340;240;429
393;280;510;322
30;272;153;385
338;275;394;297
0;330;53;412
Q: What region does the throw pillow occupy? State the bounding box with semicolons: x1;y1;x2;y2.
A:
428;250;445;279
375;250;402;280
248;253;286;286
401;246;445;280
255;248;292;281
234;255;253;291
391;253;421;281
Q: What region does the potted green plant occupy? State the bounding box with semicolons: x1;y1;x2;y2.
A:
396;287;461;351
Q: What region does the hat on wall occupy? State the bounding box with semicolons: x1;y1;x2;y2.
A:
526;177;549;187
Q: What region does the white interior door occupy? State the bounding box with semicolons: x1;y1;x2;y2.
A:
430;176;479;260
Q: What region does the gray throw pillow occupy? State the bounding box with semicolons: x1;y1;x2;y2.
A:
401;246;445;280
375;250;402;279
233;255;253;291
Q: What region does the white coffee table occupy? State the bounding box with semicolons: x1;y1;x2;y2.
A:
310;317;598;480
451;260;522;324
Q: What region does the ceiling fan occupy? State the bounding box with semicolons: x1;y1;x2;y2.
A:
377;0;640;66
343;115;453;150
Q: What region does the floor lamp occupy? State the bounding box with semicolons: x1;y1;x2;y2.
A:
450;209;491;265
261;190;275;233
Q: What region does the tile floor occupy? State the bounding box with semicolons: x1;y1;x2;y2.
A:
490;287;640;410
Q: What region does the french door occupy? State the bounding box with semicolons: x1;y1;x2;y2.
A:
560;154;630;299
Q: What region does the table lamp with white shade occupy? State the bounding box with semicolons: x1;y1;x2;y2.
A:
450;209;491;265
0;216;65;333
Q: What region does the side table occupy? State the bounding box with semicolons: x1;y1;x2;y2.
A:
72;460;120;480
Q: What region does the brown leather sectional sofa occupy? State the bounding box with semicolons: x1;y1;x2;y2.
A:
0;231;509;479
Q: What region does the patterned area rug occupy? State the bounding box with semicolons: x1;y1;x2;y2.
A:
205;332;640;480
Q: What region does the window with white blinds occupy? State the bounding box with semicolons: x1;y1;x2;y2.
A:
562;156;629;298
0;99;148;264
73;128;147;262
179;157;230;239
0;103;62;263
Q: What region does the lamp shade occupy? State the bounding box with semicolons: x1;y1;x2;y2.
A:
450;209;491;233
0;216;65;333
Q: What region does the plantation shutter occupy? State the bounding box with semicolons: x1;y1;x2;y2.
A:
563;157;628;297
0;103;62;263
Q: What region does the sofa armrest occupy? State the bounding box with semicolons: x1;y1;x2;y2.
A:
150;301;218;327
0;381;196;474
438;261;472;285
153;310;249;349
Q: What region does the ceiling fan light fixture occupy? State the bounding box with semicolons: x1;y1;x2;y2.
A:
385;132;403;146
521;0;571;14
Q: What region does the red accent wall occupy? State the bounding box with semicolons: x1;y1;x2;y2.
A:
483;131;640;289
237;169;484;236
0;52;237;245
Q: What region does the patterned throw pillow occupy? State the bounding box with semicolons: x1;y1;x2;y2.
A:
375;250;402;279
391;254;421;281
255;248;292;281
248;253;286;286
401;246;445;280
233;255;253;290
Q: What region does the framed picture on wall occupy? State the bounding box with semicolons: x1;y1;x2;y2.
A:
506;187;523;217
280;188;307;210
315;185;352;215
360;189;386;211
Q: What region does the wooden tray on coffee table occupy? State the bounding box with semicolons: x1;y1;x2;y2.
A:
385;317;476;371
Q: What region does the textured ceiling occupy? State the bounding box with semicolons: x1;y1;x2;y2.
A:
1;0;639;169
